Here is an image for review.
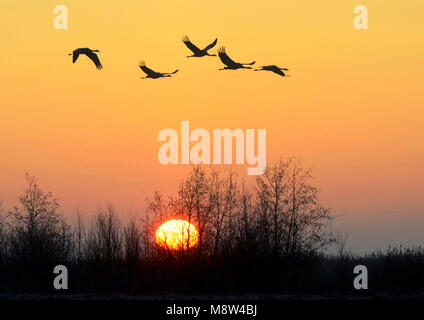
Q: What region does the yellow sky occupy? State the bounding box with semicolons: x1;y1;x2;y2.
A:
1;0;423;250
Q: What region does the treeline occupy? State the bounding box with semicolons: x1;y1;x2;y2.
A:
0;158;423;295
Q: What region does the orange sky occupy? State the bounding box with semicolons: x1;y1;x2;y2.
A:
1;0;423;251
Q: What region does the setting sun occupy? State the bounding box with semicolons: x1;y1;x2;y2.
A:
155;219;199;250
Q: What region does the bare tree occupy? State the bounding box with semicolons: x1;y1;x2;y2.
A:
86;205;123;263
235;185;255;255
144;191;174;255
214;169;240;258
74;209;86;263
209;169;239;258
8;173;71;263
174;166;210;256
124;215;143;292
124;215;142;262
255;158;330;259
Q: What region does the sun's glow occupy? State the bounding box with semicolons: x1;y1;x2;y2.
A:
155;219;199;250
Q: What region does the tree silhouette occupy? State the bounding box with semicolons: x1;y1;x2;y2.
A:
8;173;71;263
1;161;421;295
255;158;330;259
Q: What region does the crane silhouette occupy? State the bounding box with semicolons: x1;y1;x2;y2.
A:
255;65;289;77
138;61;178;79
68;48;103;70
217;47;255;70
182;36;218;57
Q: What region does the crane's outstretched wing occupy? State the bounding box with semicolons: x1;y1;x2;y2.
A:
138;61;157;76
182;36;202;55
202;38;218;52
85;50;103;69
217;47;237;67
272;69;286;77
72;51;80;63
